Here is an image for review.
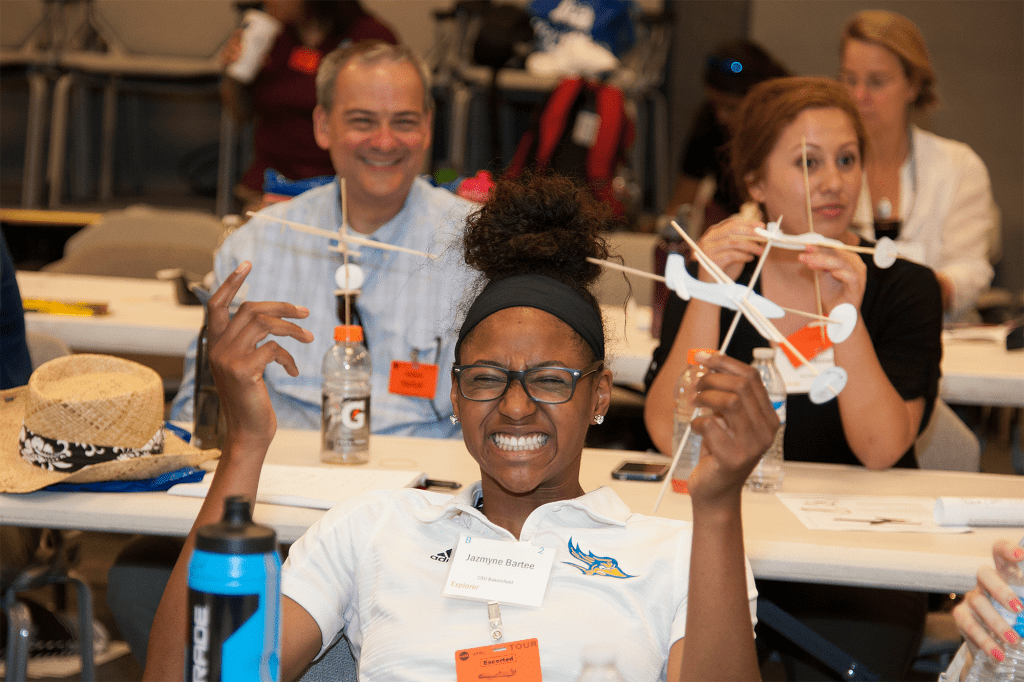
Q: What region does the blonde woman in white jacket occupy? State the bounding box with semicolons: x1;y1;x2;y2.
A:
839;9;1000;320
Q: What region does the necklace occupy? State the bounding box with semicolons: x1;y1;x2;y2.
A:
872;127;918;222
876;197;893;220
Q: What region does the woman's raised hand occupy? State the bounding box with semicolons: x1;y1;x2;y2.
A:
798;243;867;311
953;539;1024;663
685;352;778;506
697;216;765;282
206;261;314;449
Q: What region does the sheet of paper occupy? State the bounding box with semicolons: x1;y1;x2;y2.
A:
776;493;970;533
168;464;426;509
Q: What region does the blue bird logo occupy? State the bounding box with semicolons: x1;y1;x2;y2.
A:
563;538;634;578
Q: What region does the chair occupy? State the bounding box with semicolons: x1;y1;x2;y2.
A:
25;331;72;369
0;0;84;208
2;530;96;682
46;0;237;209
2;336;90;681
42;204;224;279
915;400;981;472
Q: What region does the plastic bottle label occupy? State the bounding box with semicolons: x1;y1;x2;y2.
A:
341;399;367;430
186;550;280;681
772;400;787;425
322;395;370;453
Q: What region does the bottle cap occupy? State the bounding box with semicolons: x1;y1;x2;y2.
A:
753;347;774;360
334;325;364;343
196;495;277;554
687;348;715;366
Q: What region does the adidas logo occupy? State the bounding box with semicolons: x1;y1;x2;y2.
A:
430;548;453;563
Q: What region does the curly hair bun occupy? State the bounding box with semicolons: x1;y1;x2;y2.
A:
463;174;614;290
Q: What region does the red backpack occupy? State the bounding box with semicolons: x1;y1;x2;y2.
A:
506;77;634;215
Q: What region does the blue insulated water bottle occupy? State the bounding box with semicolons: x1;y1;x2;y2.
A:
186;496;281;682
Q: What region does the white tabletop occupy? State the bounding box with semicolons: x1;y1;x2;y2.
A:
603;304;1024;408
1;429;1019;594
16;271;204;356
14;273;1021;408
941;337;1024;407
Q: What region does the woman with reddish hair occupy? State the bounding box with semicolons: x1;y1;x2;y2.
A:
645;76;942;678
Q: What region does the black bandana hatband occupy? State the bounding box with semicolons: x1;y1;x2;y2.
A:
19;424;166;473
456;274;604;360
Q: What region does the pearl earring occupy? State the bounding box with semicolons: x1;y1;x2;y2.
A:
593;414;604;425
450;414;459;425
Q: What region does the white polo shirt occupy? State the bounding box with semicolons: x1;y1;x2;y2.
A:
282;484;758;681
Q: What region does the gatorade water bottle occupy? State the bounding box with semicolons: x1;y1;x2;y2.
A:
321;324;371;464
186;496;280;681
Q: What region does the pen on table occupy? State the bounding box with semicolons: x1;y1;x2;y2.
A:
422;479;462;490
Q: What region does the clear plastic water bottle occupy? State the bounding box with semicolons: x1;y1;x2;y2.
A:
671;348;714;494
964;537;1024;682
747;347;786;492
186;496;280;681
577;644;626;681
321;325;371;464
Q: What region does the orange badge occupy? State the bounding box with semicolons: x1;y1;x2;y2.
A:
781;324;833;368
455;639;542;681
389;361;439;399
287;46;321;74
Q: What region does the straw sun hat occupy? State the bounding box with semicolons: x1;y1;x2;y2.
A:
0;354;218;493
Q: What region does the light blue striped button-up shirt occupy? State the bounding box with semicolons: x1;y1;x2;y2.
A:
171;177;477;438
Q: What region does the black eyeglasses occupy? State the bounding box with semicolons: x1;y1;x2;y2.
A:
452;361;603;404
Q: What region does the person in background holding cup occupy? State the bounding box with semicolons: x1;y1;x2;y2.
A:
839;9;1000;321
221;0;397;212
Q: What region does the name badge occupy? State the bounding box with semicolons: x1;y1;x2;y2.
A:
388;360;439;399
776;343;836;395
443;535;556;608
455;639;542;681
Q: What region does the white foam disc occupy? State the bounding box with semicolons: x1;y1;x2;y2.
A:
826;303;858;344
809;367;847;404
873;237;898;269
334;263;364;291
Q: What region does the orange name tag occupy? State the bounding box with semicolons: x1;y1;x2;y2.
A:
388;361;439;399
455;638;542;681
287;46;321;74
781;324;833;368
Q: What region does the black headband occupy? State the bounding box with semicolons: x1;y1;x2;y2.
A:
456;274;605;361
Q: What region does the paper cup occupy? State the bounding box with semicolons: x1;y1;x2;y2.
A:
226;9;283;84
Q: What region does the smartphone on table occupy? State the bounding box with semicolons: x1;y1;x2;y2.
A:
611;459;670;481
